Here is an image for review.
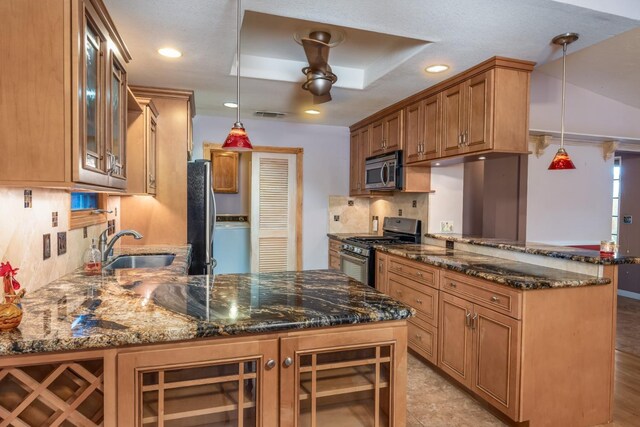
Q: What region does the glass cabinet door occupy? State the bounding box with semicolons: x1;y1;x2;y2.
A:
108;56;127;181
147;111;157;193
139;359;259;427
296;345;393;427
82;17;105;173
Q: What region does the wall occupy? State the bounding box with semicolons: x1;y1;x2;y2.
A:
192;115;350;270
427;164;464;234
370;193;429;236
0;188;120;292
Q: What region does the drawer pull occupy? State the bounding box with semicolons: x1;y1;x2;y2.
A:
416;272;423;277
396;290;403;296
490;296;500;303
415;298;423;304
449;282;457;288
465;311;471;327
415;334;422;340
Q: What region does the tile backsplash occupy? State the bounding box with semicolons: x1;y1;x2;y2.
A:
328;193;429;236
0;188;120;292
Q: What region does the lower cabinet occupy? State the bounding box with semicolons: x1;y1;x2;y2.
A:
328;238;341;270
117;324;407;427
375;252;388;293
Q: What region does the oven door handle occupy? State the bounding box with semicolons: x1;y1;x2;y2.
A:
339;251;368;264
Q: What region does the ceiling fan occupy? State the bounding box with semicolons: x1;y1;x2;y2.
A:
299;31;338;104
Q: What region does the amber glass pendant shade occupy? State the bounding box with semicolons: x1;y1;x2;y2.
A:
548;147;576;170
222;122;253;151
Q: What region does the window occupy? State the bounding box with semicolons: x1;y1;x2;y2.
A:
70;192;108;229
611;157;622;244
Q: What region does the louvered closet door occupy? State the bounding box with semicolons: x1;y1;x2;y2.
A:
250;152;297;273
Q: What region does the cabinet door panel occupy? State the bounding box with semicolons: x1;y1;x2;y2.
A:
212;151;239;193
375;252;389;294
466;70;494;152
404;101;422;164
280;326;406;427
117;339;279;427
422;93;441;159
384;111;403;152
370;120;385;156
107;54;127;187
442;84;465;157
388;272;438;327
472;304;521;420
438;292;473;388
408;318;438;365
147;113;158;194
349;132;360;195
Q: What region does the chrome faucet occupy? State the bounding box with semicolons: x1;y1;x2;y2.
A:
99;228;143;263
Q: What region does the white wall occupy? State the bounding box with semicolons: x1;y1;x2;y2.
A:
427;164;464;234
192;115;350;270
526;142;614;245
529;72;640;139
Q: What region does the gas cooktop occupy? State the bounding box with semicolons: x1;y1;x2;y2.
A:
344;236;401;246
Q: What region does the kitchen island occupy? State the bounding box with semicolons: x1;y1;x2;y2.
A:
0;246;413;427
329;233;623;426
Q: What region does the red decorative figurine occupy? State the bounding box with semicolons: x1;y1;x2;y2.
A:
0;261;26;330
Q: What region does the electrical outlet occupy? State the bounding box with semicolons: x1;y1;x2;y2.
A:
83;227;88;239
333;215;340;222
348;200;354;206
398;209;403;216
57;231;67;255
440;221;454;233
43;233;51;260
24;189;32;208
412;200;417;208
108;220;116;235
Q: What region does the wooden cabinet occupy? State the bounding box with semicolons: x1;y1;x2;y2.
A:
126;95;159;195
405;94;441;164
442;83;466;157
438;292;474;388
118;337;279;426
211;150;239;193
375;252;388;293
0;0;131;190
280;325;407;427
328;238;341;270
370;111;403;156
349;126;370;197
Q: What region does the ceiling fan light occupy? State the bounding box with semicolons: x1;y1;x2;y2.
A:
222;122;253;151
548;147;576;170
307;78;333;96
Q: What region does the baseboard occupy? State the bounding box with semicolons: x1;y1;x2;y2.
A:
618;289;640;301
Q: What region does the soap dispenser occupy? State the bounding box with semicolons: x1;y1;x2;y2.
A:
83;238;102;274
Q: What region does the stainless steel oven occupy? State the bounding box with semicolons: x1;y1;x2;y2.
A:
365;151;403;191
339;250;370;285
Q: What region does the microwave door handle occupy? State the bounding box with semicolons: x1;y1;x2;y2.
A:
382;162;390;186
380;163;385;186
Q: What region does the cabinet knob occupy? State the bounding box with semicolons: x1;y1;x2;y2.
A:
415;298;423;304
449;282;457;288
490;296;500;303
265;359;276;370
283;357;293;368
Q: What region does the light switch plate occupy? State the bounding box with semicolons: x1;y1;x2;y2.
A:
412;200;417;208
440;221;454;233
623;215;633;224
398;209;403;216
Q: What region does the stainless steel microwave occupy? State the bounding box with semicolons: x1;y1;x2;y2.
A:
365;151;403;190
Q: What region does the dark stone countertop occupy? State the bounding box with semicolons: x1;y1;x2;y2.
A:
375;244;610;290
0;245;412;356
425;233;640;265
328;232;379;241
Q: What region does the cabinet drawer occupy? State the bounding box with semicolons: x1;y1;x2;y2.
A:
408;318;438;365
388;256;439;289
329;239;342;253
388;272;438;326
441;271;522;319
329;253;340;270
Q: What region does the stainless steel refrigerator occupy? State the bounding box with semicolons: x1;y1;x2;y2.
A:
187;160;217;275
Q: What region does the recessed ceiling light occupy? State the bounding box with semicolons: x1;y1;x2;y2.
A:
478;156;486;160
425;64;449;73
158;47;182;58
223;102;238;108
304;109;321;115
434;162;441;166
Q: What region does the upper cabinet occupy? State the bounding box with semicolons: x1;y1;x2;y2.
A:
126;93;159;195
0;0;131;190
370;111;403;157
211;150;239;193
351;57;535;167
349;126;371;197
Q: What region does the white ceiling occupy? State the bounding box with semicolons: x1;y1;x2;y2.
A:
537;27;640;109
104;0;640;127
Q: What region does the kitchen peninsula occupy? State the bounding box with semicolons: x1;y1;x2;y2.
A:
0;246;412;427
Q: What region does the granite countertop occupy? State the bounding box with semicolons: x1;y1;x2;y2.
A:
426;233;640;265
375;244;611;290
328;232;380;241
0;246;412;356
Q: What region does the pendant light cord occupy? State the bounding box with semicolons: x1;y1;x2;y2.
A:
560;42;567;149
236;0;241;124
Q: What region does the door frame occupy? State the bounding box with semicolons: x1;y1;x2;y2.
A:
203;143;304;270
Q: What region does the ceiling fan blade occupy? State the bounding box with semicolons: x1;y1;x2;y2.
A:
313;92;332;104
301;38;330;72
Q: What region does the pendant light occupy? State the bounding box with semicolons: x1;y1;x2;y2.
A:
222;0;253;151
548;32;578;170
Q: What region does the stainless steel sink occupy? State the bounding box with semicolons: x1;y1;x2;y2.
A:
104;254;176;270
